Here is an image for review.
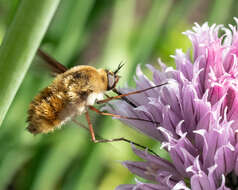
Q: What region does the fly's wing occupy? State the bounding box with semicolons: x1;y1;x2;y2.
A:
37;49;68;75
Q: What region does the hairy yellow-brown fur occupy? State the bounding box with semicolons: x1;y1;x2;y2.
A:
27;66;108;134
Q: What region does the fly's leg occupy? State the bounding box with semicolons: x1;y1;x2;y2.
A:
88;106;159;125
72;118;88;131
86;106;159;156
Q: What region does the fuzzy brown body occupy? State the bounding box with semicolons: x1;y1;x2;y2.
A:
27;66;108;134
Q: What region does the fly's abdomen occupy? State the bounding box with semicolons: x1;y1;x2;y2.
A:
27;87;66;134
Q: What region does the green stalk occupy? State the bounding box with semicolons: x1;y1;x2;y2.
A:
130;0;172;80
0;0;61;126
54;0;95;64
209;0;234;24
100;0;134;84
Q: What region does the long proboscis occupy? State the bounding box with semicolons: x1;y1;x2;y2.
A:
97;82;168;104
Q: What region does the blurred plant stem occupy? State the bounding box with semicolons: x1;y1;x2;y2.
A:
54;0;95;64
129;0;172;82
100;0;135;84
0;0;61;127
209;0;234;24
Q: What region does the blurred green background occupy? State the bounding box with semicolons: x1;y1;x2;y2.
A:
0;0;237;189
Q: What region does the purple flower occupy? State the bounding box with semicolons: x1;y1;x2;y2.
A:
107;19;238;190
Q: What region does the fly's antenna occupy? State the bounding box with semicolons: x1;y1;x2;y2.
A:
114;61;125;74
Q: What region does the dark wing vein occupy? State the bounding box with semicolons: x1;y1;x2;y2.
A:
37;49;68;74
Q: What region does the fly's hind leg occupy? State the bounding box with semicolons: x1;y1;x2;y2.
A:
72;118;88;131
85;108;158;156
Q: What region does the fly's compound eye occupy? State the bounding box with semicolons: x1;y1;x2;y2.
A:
107;72;115;90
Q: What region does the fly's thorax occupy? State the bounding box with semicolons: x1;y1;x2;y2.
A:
57;66;107;93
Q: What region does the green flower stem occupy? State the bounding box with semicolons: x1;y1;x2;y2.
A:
0;0;61;126
54;0;95;64
209;0;234;24
130;0;172;81
100;0;134;84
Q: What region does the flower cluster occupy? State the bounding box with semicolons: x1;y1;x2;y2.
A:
108;19;238;189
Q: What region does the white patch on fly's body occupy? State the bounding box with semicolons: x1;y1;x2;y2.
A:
86;92;104;105
57;92;104;127
77;106;85;114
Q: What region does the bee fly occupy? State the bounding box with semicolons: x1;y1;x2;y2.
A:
27;49;166;153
